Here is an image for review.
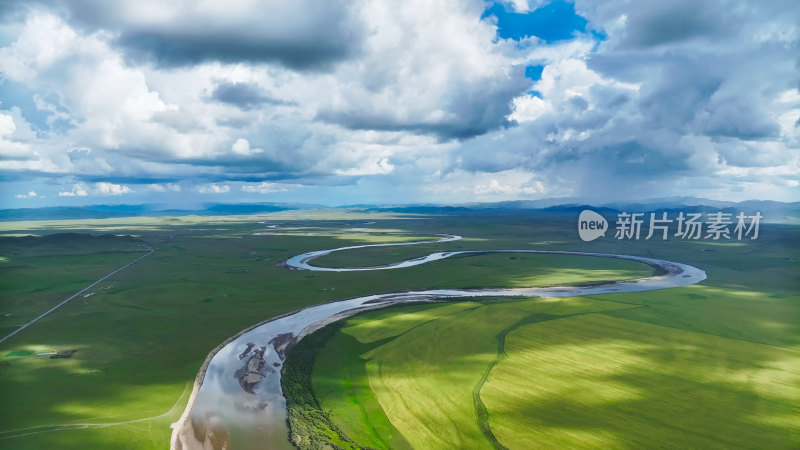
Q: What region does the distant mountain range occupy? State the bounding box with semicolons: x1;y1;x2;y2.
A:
0;203;305;221
358;197;800;223
1;198;798;223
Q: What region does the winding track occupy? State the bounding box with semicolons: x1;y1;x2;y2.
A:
171;234;707;450
0;381;190;441
0;246;153;345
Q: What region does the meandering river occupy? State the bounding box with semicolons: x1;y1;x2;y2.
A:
171;235;706;450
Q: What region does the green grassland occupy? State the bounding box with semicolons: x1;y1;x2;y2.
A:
306;297;643;449
305;295;799;449
292;216;800;449
0;251;145;337
481;313;799;449
0;211;651;448
314;252;655;288
0;210;797;448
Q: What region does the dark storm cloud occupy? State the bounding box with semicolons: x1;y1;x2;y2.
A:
117;29;357;70
317;68;531;140
316;111;503;141
619;2;728;48
211;82;291;110
580;0;800;166
577;0;784;50
596;140;690;175
590;48;792;141
715;139;789;168
11;0;364;70
698;97;780;140
635;58;723;133
451;117;698;200
446;54;715;198
459;114;688;173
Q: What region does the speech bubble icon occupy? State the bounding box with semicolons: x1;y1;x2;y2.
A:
578;210;608;242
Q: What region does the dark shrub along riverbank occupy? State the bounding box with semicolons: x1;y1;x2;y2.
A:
281;321;366;450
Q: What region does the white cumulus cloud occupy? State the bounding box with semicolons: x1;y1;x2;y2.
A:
94;182;132;195
58;184;89;197
230;138;264;156
146;183;182;192
196;183;230;194
241;182;287;194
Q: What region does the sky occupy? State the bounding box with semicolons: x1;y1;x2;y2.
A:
0;0;798;208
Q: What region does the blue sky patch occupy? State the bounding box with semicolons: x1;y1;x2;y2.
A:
525;64;545;81
0;81;73;134
0;80;47;130
527;90;543;98
482;1;590;43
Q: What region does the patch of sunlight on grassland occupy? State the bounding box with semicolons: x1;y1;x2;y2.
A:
51;383;185;420
341;302;480;344
0;385;189;450
362;305;515;450
327;297;639;449
481;314;800;450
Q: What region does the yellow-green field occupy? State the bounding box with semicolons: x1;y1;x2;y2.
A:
297;216;800;449
307;289;800;449
482;313;799;449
